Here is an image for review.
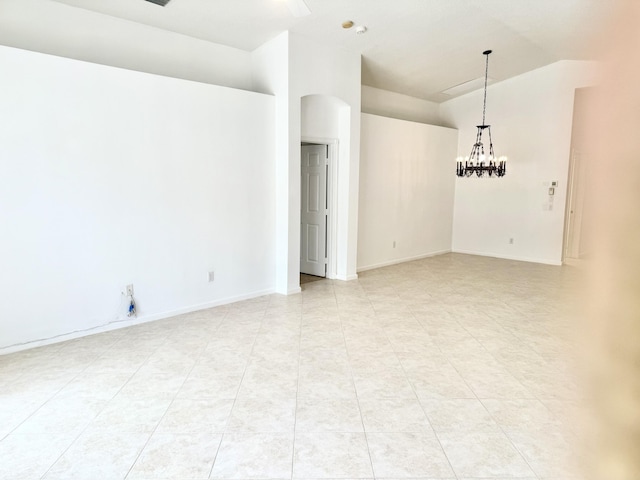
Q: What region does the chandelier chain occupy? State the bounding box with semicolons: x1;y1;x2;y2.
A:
482;51;489;126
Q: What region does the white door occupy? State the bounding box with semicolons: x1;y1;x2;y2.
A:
301;144;328;277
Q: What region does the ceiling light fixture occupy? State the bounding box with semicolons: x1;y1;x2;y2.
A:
456;50;507;178
342;20;354;29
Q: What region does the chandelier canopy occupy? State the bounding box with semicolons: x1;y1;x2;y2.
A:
456;50;507;178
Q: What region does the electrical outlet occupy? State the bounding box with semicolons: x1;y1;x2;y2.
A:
208;271;215;282
509;238;514;245
126;284;134;296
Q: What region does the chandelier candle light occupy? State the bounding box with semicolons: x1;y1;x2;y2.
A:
456;50;507;177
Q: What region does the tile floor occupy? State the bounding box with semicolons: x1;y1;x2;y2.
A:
0;253;590;480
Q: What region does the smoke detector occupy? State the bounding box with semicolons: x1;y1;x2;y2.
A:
355;25;368;35
145;0;171;6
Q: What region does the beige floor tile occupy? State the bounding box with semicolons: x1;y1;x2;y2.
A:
211;433;293;479
420;398;498;433
156;397;235;434
520;372;584;400
12;393;107;436
177;370;244;399
348;353;403;375
54;371;133;400
366;431;454;478
295;395;363;432
464;372;535;399
82;352;151;374
482;398;562;434
90;392;173;433
395;351;451;372
0;396;48;438
298;371;357;398
3;370;76;404
118;372;187;398
353;371;415;398
42;429;149;479
359;396;432;433
507;429;583;478
408;366;476;400
237;366;298;399
127;432;222;479
293;432;373;478
227;395;296;433
0;432;77;480
437;428;536;478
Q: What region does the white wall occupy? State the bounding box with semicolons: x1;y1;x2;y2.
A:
439;61;599;265
301;95;343;140
362;86;443;126
290;34;362;282
358;114;458;270
301;95;351;279
250;32;291;294
0;0;253;91
252;32;362;292
0;45;275;352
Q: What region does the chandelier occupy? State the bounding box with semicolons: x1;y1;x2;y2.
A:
456;50;507;177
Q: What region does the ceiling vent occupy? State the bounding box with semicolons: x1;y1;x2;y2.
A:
145;0;171;6
441;76;494;97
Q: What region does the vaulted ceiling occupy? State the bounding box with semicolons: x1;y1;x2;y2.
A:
0;0;621;101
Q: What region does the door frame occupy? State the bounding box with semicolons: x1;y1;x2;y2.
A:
301;136;338;279
563;147;579;262
562;87;592;264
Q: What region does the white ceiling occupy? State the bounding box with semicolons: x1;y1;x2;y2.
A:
4;0;622;101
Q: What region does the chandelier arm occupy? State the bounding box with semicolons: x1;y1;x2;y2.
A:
469;142;478;162
472;126;483;161
487;126;494;159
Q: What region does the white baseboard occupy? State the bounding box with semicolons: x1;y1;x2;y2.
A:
357;249;452;273
452;249;562;266
335;273;359;281
287;286;302;295
0;288;275;355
